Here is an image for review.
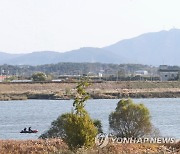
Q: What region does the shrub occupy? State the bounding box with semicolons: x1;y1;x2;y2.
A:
40;79;101;150
109;99;153;138
32;72;47;81
63;112;97;149
39;114;102;140
39;113;68;139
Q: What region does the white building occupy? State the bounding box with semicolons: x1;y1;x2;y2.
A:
135;70;148;76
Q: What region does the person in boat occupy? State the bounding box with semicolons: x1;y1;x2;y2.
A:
28;127;32;132
23;127;27;131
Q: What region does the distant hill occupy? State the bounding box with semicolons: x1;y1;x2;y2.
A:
57;47;125;64
4;51;63;65
0;29;180;65
104;28;180;65
0;48;124;65
0;52;23;64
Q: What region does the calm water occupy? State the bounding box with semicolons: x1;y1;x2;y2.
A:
0;98;180;140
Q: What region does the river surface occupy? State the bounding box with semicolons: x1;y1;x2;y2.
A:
0;98;179;140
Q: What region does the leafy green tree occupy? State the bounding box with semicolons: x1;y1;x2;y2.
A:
109;99;153;138
39;113;102;140
32;72;47;81
40;79;101;149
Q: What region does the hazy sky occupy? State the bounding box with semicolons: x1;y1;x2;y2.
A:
0;0;180;53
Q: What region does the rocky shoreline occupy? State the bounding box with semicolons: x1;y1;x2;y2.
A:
1;81;180;101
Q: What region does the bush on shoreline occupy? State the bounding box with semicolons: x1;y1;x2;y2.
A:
40;79;101;150
109;99;155;138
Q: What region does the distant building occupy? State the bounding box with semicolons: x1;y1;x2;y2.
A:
98;73;103;77
158;65;180;81
52;79;62;82
135;70;148;76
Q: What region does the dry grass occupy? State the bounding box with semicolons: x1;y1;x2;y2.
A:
77;143;180;154
1;81;180;94
0;139;71;154
0;139;180;154
1;81;180;100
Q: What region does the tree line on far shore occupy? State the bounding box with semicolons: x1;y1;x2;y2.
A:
0;63;157;77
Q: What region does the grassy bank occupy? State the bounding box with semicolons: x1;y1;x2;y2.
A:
1;81;180;101
0;139;179;154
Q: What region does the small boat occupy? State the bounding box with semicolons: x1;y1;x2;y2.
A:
20;130;38;133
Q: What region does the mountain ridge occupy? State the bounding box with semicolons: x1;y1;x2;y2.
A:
0;29;180;65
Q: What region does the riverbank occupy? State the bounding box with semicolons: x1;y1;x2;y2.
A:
0;139;179;154
1;81;180;101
